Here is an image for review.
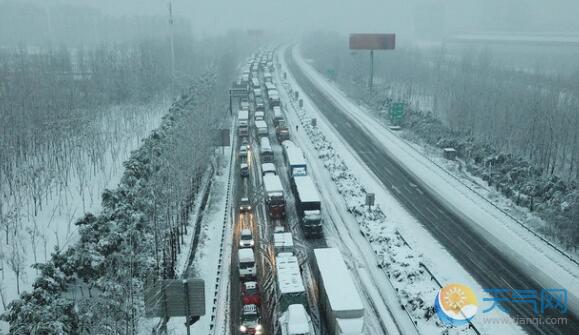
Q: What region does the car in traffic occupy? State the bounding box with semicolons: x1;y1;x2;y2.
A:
241;281;261;306
239;197;252;212
239;145;248;158
240;304;263;335
240;228;254;248
255;97;265;112
240;162;249;177
239;248;256;280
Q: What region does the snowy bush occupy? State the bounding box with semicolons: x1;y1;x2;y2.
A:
282;82;445;329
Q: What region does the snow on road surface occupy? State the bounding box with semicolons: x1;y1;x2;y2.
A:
289;45;579;316
276;45;525;334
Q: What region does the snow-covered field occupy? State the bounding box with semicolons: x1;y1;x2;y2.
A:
289;45;579;315
276;46;527;334
0;99;168;333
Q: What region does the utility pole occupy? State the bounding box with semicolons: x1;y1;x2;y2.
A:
168;0;176;97
369;50;374;94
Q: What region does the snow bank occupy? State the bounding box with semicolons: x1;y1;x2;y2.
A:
277;60;475;334
291;45;579;316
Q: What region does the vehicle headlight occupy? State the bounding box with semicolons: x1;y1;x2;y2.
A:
256;324;262;331
240;325;247;332
250;241;255;246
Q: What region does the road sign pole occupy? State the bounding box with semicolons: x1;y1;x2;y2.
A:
184;280;191;335
369;50;374;94
229;91;233;116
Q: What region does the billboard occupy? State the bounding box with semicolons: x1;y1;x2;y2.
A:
349;33;396;50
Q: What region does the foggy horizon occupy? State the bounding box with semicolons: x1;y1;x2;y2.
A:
2;0;579;42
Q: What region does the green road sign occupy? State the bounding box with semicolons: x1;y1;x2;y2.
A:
390;102;405;123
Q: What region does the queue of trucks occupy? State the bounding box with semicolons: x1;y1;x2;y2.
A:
234;50;365;335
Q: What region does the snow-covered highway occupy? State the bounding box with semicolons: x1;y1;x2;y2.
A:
281;44;579;335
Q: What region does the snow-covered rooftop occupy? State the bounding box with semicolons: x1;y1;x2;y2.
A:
261;163;276;175
287;304;310;334
313;248;364;315
293;175;320;203
274;232;294;250
276;254;305;295
281;140;297;151
336;317;364;334
274;107;283;119
239;248;255;263
255;120;267;129
260;137;272;150
263;174;283;193
238;109;249;120
285;145;306;168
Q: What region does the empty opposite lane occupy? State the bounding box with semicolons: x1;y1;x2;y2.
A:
284;46;577;335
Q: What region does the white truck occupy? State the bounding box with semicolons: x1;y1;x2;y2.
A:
273;106;284;127
282;140;307;177
260;137;274;163
274;232;294;255
292;175;323;238
255;120;268;137
238;109;249;137
263;173;285;218
279;304;315;335
313;248;364;335
276;253;307;313
261;162;276;177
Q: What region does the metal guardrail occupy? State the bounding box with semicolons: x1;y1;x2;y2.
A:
391;132;579;267
208;130;236;335
152;160;217;334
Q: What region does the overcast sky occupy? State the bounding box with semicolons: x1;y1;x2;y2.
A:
8;0;579;39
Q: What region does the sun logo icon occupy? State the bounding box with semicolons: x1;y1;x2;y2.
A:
435;283;478;326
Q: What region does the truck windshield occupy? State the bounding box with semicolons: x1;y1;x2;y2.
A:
240;261;254;269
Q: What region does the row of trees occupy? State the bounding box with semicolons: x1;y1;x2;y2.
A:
0;1;193;48
302;33;578;251
0;17;256;330
0;37;191;301
1;71;227;333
